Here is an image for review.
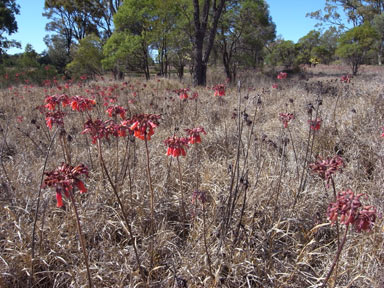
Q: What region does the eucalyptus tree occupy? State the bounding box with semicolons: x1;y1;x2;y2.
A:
0;0;20;61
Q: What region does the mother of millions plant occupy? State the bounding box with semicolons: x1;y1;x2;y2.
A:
43;163;92;288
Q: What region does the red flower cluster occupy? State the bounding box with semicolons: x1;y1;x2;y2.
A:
129;114;161;141
174;88;189;100
381;126;384;137
45;111;66;129
279;113;294;128
309;155;343;187
277;72;287;79
308;118;322;130
164;136;189;157
327;190;377;232
340;75;351;83
82;119;109;144
272;83;278;89
43;163;89;208
165;127;207;157
106;105;126;119
185;127;207;144
45;94;70;110
70;96;96;112
213;84;225;96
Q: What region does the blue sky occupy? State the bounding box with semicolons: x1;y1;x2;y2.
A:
8;0;335;55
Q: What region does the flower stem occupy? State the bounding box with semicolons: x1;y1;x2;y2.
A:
321;225;349;288
68;191;92;288
177;157;186;222
97;140;146;283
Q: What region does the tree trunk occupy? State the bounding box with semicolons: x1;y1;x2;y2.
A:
192;0;226;86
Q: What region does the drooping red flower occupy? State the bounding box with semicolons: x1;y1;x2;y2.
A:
185;127;207;144
213;84;225;96
277;72;287;79
381;126;384;137
272;83;278;89
45;111;65;130
43;163;89;208
164;136;189;157
106;105;126;119
44;94;70;110
82;118;109;144
309;155;343;187
174;88;189;100
128;114;161;141
340;75;351;83
70;96;96;112
327;190;377;232
279;113;294;128
308;118;322;131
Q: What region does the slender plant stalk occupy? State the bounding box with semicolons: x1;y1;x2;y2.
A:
321;225;349;288
68;191;92;288
177;157;186;221
31;128;58;286
144;137;155;270
202;203;214;279
287;125;299;178
96;139;146;283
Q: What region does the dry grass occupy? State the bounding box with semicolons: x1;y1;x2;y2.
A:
0;65;383;287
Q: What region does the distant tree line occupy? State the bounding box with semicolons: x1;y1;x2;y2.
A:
1;0;384;86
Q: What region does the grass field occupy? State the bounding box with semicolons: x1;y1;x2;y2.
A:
0;65;383;287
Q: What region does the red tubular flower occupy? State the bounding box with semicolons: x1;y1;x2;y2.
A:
277;72;287;79
82;118;109;144
279;113;294;128
174;88;189;100
381;126;384;137
185;127;207;144
128;114;161;141
213;84;225;96
272;84;278;89
309;155;343;187
44;94;70;110
308;118;322;131
327;190;377;232
164;136;189;157
340;75;351;83
106;105;126;119
43;163;89;208
45;111;65;130
70;96;96;112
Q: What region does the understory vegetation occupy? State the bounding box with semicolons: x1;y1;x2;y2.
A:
0;65;383;287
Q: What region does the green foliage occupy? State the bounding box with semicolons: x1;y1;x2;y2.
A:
0;0;20;57
336;23;377;74
266;40;297;68
295;30;321;65
67;34;103;78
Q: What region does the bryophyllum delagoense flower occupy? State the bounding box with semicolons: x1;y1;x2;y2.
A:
106;105;126;119
309;155;343;187
174;88;189;100
164;136;189;157
45;111;65;129
277;72;287;79
340;75;351;83
308;118;322;131
185;127;207;144
279;113;294;128
213;84;225;96
44;94;70;111
70;96;96;112
128;114;161;141
327;190;377;232
43;163;89;207
82;118;109;144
